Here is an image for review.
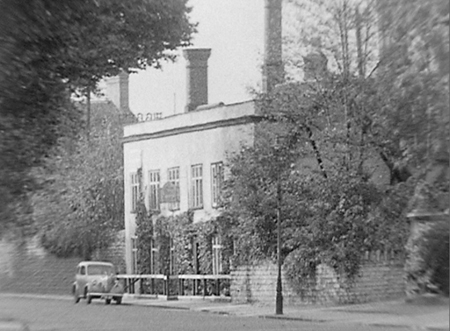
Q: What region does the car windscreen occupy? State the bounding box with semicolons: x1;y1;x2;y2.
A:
87;265;114;275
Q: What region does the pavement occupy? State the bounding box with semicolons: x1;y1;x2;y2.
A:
1;292;448;331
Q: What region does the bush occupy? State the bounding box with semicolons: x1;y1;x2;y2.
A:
419;221;449;296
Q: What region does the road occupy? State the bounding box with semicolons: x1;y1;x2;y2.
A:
0;296;411;331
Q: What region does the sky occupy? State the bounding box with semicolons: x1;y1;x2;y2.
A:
128;0;265;117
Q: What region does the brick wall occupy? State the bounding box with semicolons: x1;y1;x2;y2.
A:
0;231;125;295
231;251;405;306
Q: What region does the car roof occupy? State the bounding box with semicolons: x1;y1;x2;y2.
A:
77;261;114;267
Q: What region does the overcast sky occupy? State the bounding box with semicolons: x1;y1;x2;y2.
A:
128;0;265;116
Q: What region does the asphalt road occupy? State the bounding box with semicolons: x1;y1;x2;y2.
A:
0;296;411;331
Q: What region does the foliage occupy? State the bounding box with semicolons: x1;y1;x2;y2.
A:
224;0;446;290
190;214;236;274
283;0;379;79
406;220;450;297
0;0;196;235
418;221;449;296
0;0;196;90
32;102;125;259
135;208;234;275
225;140;412;289
135;198;154;274
283;0;449;177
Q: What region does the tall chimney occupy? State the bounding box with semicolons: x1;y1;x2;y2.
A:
263;0;283;93
183;48;211;112
105;70;129;112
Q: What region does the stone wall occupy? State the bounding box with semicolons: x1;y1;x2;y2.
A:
0;231;125;295
0;237;82;295
92;230;126;274
231;252;405;306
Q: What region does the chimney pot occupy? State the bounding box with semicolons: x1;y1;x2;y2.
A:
183;48;211;112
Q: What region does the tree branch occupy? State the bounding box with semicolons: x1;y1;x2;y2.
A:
304;125;328;179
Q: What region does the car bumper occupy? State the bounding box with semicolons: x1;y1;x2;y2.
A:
88;292;123;298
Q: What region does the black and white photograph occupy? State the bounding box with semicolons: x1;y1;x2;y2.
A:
0;0;448;330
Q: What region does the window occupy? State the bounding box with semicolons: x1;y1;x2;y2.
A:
191;164;203;209
88;265;113;275
131;172;140;213
148;170;160;211
80;266;86;275
168;167;180;211
211;162;224;208
212;235;223;274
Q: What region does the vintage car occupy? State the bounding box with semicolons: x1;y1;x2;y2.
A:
72;261;124;305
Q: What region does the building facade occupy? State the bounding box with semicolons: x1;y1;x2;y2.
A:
121;49;259;274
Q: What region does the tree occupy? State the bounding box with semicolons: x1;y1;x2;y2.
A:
0;0;196;235
371;0;449;174
31;102;126;258
283;0;449;180
223;0;447;286
224;97;412;283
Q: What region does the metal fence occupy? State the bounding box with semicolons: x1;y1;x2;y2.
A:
116;274;231;299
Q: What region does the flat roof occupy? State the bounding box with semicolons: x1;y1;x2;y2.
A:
123;100;260;144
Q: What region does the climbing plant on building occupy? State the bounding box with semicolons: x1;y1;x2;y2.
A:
134;208;235;279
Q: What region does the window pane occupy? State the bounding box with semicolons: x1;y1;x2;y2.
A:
149;170;160;210
131;172;140;212
211;162;223;207
191;165;203;208
168;167;180;210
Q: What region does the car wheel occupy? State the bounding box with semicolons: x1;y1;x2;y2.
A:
114;297;122;305
105;298;111;305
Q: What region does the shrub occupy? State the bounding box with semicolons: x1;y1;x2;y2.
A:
419;221;449;296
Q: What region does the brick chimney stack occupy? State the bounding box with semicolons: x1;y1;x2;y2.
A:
183;48;211;112
263;0;283;93
105;70;129;112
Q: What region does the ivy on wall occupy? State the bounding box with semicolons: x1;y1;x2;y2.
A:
134;200;234;275
134;198;154;274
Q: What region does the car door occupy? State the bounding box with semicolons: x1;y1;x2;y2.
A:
78;265;88;293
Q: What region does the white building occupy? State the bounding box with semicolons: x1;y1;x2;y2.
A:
104;0;285;275
119;49;260;274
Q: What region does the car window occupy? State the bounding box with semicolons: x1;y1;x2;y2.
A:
80;266;86;275
88;265;113;275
